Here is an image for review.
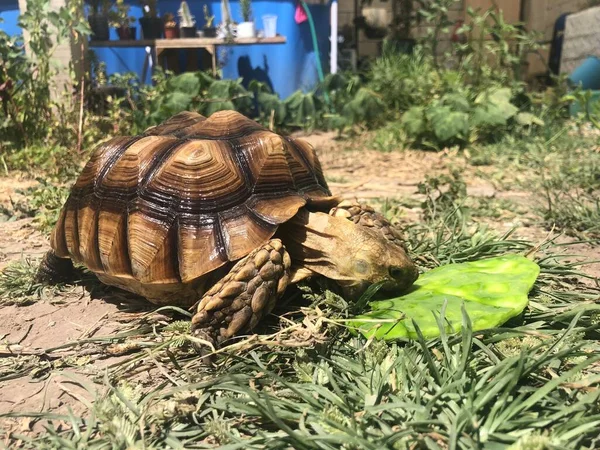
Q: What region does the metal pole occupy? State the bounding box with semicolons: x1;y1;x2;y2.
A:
331;0;338;74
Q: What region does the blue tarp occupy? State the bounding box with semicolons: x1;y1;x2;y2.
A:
0;0;21;37
1;0;329;98
94;0;330;99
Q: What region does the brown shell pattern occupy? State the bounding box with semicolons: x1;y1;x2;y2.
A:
51;110;331;284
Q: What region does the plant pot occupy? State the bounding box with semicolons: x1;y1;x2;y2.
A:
237;21;256;38
180;26;197;38
203;26;217;38
164;27;179;39
88;15;109;41
139;17;163;39
117;26;136;40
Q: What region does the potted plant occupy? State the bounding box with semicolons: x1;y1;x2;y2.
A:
178;1;196;38
139;0;162;39
110;0;137;40
237;0;255;38
203;5;216;38
163;13;179;39
88;0;111;41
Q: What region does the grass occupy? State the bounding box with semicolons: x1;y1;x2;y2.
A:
0;259;49;306
0;181;70;234
0;203;598;449
466;126;600;239
1;124;600;449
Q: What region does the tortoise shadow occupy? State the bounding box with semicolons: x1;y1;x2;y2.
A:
69;267;162;315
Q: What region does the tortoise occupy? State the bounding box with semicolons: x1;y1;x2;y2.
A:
37;111;418;343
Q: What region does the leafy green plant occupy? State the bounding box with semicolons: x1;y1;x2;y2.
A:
540;183;600;239
240;0;252;22
203;4;215;27
109;0;136;28
249;80;287;127
418;170;467;222
369;48;442;112
0;0;90;149
284;90;322;130
0;259;48;305
26;182;71;233
401;86;543;148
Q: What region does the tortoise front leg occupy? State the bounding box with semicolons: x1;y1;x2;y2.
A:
329;200;407;250
191;239;291;344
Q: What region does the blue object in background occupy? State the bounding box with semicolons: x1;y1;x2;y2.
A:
91;0;330;99
569;56;600;91
0;0;22;37
548;13;569;76
0;0;329;98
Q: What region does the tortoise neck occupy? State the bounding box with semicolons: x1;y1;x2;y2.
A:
276;209;355;283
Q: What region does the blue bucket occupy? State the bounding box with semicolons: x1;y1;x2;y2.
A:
569;56;600;90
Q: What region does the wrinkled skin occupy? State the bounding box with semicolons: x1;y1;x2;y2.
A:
191;207;419;343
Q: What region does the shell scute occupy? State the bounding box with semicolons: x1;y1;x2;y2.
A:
53;111;331;285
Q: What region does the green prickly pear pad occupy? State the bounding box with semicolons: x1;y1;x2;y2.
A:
350;255;540;340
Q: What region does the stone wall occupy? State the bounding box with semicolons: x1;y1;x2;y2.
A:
339;0;591;77
523;0;589;77
560;6;600;75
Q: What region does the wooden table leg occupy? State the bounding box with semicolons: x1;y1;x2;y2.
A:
204;45;217;76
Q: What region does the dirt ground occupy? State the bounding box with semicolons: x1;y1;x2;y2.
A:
0;131;598;435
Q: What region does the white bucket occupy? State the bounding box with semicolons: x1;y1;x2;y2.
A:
237;21;256;38
262;15;277;38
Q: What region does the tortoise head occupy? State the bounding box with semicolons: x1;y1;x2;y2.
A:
281;210;419;299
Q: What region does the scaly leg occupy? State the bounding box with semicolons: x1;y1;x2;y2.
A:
329;200;408;250
36;250;75;284
192;239;291;344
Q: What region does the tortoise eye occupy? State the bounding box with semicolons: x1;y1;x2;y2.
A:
354;259;369;275
389;266;407;280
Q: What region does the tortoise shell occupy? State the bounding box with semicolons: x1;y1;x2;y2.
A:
51;111;331;286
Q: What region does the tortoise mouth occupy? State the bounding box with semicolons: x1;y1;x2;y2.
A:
340;272;418;301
